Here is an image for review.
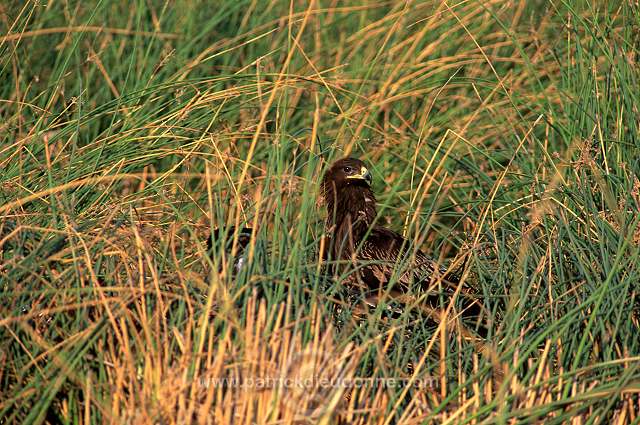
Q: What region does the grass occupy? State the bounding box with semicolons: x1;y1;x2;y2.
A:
1;0;639;423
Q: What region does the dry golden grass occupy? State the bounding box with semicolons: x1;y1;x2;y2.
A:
2;0;640;423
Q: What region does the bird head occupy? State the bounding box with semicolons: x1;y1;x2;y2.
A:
207;226;253;274
322;158;373;193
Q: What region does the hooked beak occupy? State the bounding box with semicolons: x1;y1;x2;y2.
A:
346;166;372;186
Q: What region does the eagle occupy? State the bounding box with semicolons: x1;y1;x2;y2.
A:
207;226;253;275
321;157;484;324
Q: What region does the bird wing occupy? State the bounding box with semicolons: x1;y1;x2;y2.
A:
357;226;451;292
357;226;486;323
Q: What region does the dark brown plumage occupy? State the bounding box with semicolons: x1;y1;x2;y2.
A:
321;157;485;323
207;226;253;274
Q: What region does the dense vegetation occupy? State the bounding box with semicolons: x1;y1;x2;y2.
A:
1;1;639;423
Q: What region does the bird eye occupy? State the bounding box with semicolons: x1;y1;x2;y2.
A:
343;166;353;173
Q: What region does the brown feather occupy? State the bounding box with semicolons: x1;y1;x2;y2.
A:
321;158;485;322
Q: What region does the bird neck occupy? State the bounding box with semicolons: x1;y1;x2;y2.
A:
325;184;377;239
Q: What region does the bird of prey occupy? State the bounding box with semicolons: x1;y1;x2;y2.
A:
207;226;254;275
320;157;484;323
